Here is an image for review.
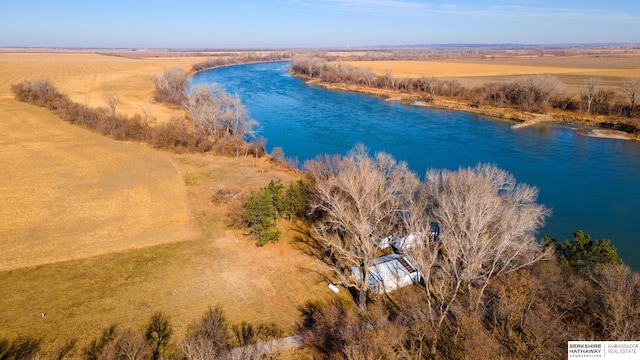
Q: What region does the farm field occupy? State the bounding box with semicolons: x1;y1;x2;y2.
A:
0;51;205;122
0;51;332;355
344;55;640;95
0;51;207;270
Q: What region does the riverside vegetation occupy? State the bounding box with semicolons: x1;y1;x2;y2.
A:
291;54;640;137
11;70;265;158
5;53;640;359
3;144;637;359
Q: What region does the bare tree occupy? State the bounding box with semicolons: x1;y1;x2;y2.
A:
420;76;437;96
582;78;600;114
298;299;408;360
622;77;640;116
423;164;551;310
356;67;376;87
181;306;230;360
185;84;223;137
290;55;327;78
270;147;285;164
381;71;396;90
394;164;551;355
116;328;151;360
503;74;561;112
146;312;172;360
103;91;120;116
152;66;189;105
140;101;152;125
227;93;260;159
529;74;562;108
305;144;419;311
591;265;640;340
399;188;463;355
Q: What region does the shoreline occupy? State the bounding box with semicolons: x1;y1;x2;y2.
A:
300;76;639;142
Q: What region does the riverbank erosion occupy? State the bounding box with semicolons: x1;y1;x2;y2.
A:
302;76;639;141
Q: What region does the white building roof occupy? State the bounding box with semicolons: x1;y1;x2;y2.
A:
353;253;421;294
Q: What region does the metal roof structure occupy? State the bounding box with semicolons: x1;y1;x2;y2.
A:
352;253;421;294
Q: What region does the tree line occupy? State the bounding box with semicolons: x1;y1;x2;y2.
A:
190;52;293;73
12;72;264;158
291;55;640;134
299;46;640;64
294;145;639;359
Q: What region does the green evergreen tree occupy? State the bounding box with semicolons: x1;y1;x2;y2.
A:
545;230;623;273
242;180;308;246
283;180;308;219
266;179;285;223
243;187;281;246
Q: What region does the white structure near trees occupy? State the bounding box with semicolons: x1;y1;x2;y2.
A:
352;254;421;294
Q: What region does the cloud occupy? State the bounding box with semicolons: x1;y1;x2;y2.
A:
432;4;640;23
321;0;426;10
310;1;638;23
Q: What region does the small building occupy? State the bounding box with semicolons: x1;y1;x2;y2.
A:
352;254;421;294
375;222;440;252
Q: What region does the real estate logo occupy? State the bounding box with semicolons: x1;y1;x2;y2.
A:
568;341;640;359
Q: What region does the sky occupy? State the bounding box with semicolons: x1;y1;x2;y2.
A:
1;0;639;48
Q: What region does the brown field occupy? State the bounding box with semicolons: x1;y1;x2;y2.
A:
0;98;195;270
344;55;640;95
0;51;335;355
0;52;209;270
0;52;207;123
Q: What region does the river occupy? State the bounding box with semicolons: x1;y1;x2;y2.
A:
191;61;640;270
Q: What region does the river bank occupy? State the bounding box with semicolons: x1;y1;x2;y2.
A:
301;76;639;141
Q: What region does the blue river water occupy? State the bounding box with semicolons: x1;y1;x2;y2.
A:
191;61;640;270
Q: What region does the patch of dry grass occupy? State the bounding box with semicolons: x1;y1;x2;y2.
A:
0;51;339;356
0;98;195;271
0;52;208;123
0;153;337;355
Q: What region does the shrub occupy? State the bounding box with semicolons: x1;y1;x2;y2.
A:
113;114;151;141
151;66;189;106
11;78;71;111
150;117;194;152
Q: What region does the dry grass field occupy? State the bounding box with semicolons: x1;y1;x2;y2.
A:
344;55;640;95
0;98;195;270
0;52;206;122
0;51;336;356
0;52;206;271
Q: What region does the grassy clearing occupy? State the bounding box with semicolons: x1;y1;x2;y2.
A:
0;218;332;355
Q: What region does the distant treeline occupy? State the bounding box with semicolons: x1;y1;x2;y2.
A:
291;55;640;134
312;46;640;62
191;52;292;73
